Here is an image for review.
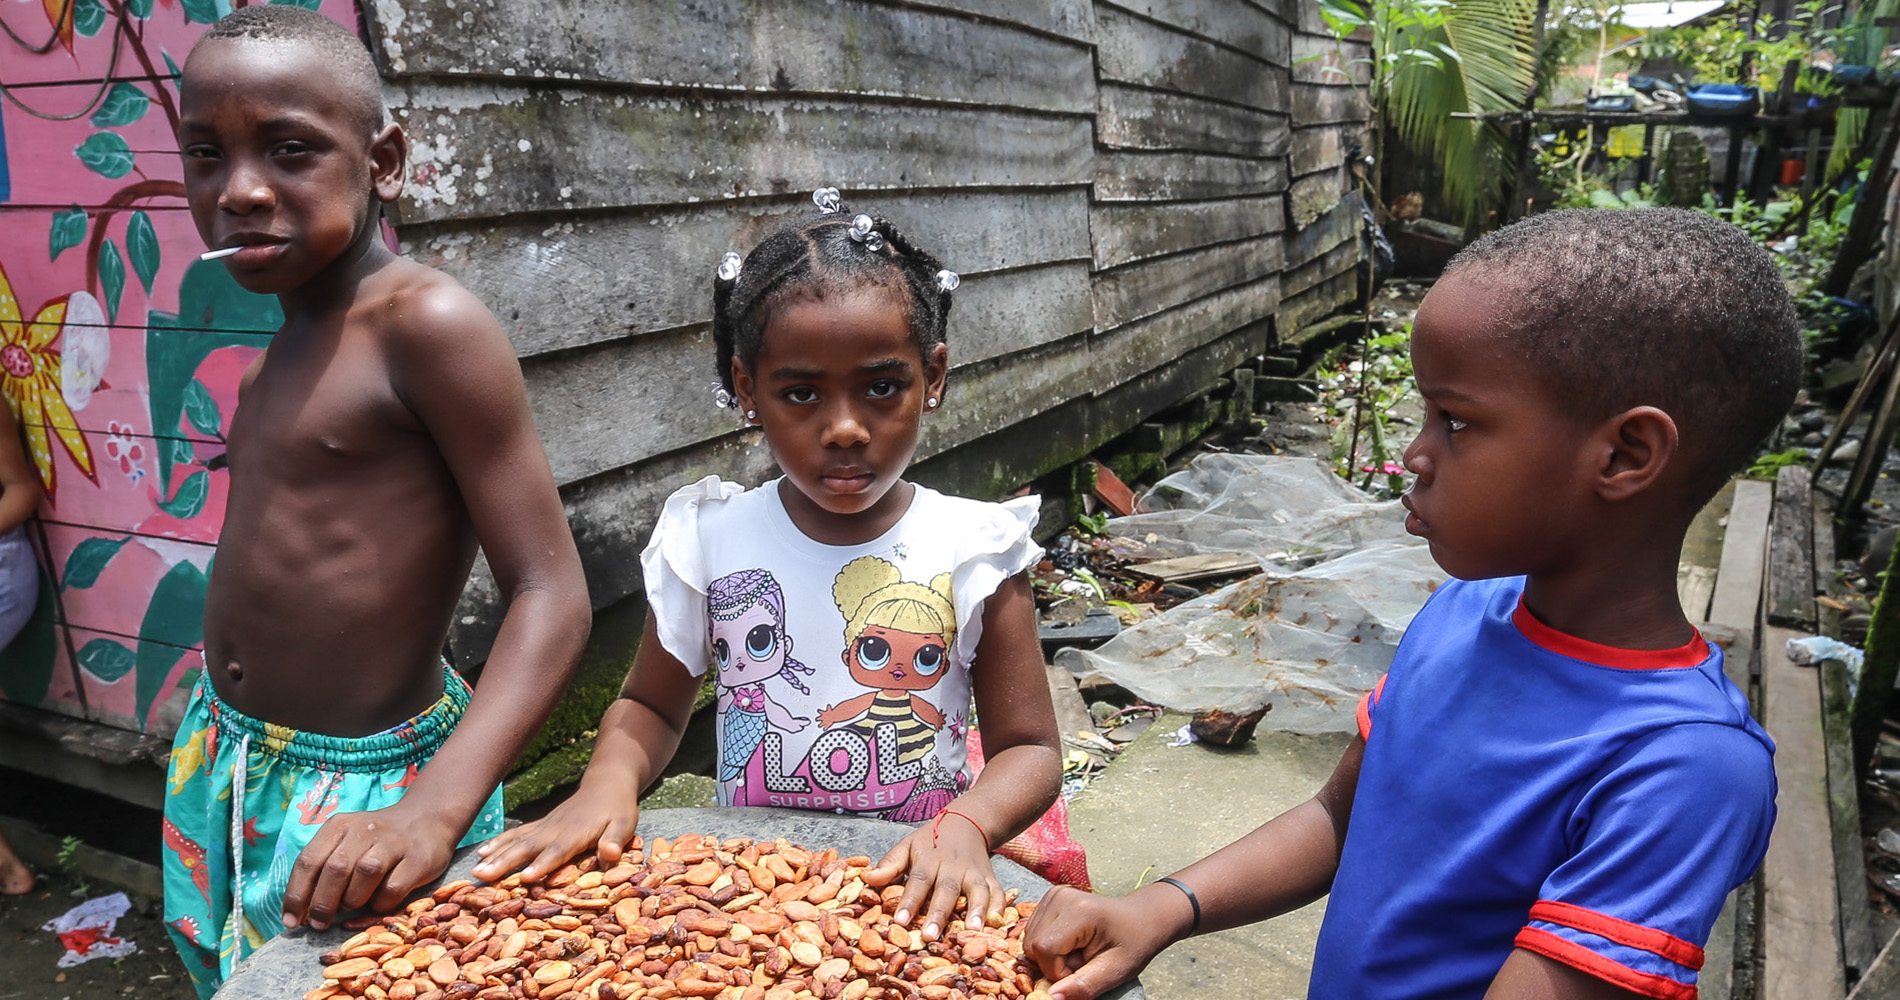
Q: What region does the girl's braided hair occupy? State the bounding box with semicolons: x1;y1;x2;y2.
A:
712;193;954;400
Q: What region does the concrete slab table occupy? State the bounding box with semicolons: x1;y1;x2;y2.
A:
216;806;1144;1000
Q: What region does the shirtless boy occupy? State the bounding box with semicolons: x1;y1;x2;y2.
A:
162;9;590;995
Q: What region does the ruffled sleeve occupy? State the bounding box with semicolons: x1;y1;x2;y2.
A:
640;476;747;676
948;494;1044;667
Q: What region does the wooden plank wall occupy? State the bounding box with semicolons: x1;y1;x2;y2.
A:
1089;0;1290;408
1282;3;1369;333
362;0;1368;660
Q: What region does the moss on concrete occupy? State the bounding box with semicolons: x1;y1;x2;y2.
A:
503;591;726;813
503;733;596;812
638;773;717;810
505;591;653;811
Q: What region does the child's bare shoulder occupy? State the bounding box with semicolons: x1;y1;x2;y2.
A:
359;257;506;349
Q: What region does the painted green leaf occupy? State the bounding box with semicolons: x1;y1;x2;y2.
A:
63;536;128;590
128;211;160;294
136;560;209;727
75;132;133;179
72;0;105;36
271;0;322;7
0;570;58;708
125;0;152;16
99;239;125;325
91;83;150;128
183;379;221;436
160;469;209;520
163;50;182;90
180;0;219;23
169;435;196;469
146;260;277;495
78;638;137;683
49;208;87;262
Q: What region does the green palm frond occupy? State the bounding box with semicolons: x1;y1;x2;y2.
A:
1385;0;1539;222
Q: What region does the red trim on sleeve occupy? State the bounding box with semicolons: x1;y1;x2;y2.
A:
1356;675;1388;741
1512;599;1709;671
1528;900;1704;969
1515;928;1695;1000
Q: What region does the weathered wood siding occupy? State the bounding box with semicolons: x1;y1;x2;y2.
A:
1282;4;1369;333
359;0;1366;660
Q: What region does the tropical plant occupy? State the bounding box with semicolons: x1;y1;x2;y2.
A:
1318;0;1540;225
1825;0;1900;181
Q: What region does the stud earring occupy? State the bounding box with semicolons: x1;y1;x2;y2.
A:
927;397;939;408
745;409;757;421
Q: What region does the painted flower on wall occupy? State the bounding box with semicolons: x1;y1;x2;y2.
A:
0;261;96;502
61;291;110;412
104;422;146;483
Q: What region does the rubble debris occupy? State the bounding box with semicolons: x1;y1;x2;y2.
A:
1190;706;1272;747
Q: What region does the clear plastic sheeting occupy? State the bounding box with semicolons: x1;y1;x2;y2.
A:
1106;454;1415;567
1062;455;1444;733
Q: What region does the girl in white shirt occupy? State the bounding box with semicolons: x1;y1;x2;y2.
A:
477;189;1063;941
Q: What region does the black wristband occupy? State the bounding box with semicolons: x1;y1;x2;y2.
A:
1156;877;1201;934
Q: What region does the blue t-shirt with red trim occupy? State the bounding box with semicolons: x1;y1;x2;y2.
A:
1309;576;1776;1000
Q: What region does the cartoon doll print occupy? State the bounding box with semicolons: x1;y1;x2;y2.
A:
820;556;961;820
707;569;814;787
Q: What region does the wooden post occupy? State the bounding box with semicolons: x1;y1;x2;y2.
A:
1823;87;1900;297
1637;122;1657;185
1797;127;1823;236
1840;355;1900;525
1507;0;1552;221
1854;523;1900;774
1811;309;1900;482
1724;123;1748;204
1823;657;1880;979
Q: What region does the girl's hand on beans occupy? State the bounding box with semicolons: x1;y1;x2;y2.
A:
863;815;1004;941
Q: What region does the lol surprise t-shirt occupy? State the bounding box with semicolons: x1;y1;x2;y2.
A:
642;476;1042;820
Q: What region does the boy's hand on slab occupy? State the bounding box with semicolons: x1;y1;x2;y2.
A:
864;816;1004;941
470;781;640;885
1023;884;1188;1000
281;799;458;930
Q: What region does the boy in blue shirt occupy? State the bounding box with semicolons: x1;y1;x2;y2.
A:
1024;208;1792;1000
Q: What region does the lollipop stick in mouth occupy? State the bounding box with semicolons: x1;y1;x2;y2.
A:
200;246;244;261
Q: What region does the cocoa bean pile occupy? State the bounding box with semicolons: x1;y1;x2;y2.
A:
304;833;1053;1000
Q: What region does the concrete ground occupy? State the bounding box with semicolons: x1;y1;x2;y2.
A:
1066;711;1351;1000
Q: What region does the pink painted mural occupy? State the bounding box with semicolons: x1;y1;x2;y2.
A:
0;0;359;739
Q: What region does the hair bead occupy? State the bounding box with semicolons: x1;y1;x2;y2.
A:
716;251;743;282
935;269;960;292
711;188;956;406
848;214;878;247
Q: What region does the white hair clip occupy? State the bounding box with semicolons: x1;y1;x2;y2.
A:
716;251;743;282
849;214;884;251
935;269;960;292
711;382;735;409
812;187;842;213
